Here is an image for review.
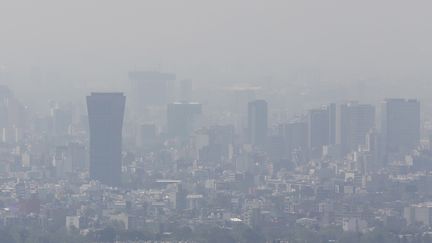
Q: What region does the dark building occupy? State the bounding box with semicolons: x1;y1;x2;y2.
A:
308;107;330;158
199;125;235;164
328;103;337;145
87;93;125;187
68;142;87;171
279;121;308;163
381;98;420;157
248;100;268;146
0;85;27;143
338;102;375;154
167;102;202;139
266;134;286;162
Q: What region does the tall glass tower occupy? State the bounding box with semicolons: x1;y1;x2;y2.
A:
248;100;268;147
87;93;125;186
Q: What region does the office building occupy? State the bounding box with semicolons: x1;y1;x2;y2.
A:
404;202;432;226
247;100;268;146
381;99;420;156
279;121;308;162
328;103;337;145
308;107;330;157
87;92;125;186
339;102;375;154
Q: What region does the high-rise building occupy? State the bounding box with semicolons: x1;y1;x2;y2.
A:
338;102;375;154
328;103;337;145
227;86;258;131
308;107;330;157
363;128;384;170
198;125;235;164
247;100;268;146
279;121;308;162
381;98;420;157
0;85;27;143
167;102;202;139
87;93;125;186
68;142;87;171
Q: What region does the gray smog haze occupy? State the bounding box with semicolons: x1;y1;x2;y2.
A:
0;0;431;106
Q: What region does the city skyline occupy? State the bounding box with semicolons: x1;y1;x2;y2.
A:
1;1;432;242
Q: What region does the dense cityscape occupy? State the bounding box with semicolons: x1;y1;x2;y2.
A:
0;70;430;243
2;1;432;243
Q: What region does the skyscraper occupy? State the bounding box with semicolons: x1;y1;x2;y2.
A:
308;107;330;158
248;100;268;146
279;121;308;163
381;98;420;157
0;85;27;143
328;103;337;145
87;93;125;187
338;102;375;154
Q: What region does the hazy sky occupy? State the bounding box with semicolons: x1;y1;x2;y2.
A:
0;0;431;100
